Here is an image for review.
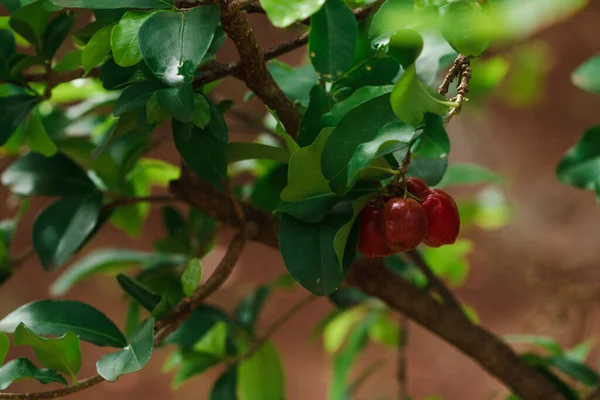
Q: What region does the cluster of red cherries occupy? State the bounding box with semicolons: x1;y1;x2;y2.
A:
358;177;460;258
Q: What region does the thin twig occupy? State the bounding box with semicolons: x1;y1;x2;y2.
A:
404;250;464;314
438;55;468;96
397;315;409;400
225;294;316;365
444;56;472;124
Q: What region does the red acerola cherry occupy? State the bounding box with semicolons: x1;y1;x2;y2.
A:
358;205;394;258
381;198;428;252
421;189;460;247
405;177;429;198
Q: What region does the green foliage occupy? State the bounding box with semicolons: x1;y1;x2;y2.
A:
439;1;491;57
436;163;504;188
14;323;81;381
0;333;8;366
0;358;67;390
96;318;155;382
260;0;325;28
237;340;285;400
50;0;172;8
572;54;600;95
0;95;39;146
111;11;155;67
181;258;202;296
0;300;127;347
557;126;600;198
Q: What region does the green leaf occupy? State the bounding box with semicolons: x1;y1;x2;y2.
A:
159;205;191;253
227;142;289;164
170;350;220;388
237;340;285;400
406;152;448;186
411;113;450;158
0;332;8;365
82;24;113;74
564;340;594;363
10;54;47;75
111;11;154;67
235;286;270;332
250;164;288;213
328;287;369;309
322;85;392;127
114;81;157;117
308;0;357;81
504;335;563;356
96;317;154;382
9;1;49;47
368;311;399;348
33;193;102;271
436;163;504;188
572;54;600;95
117;274;163;313
42;12;74;60
0;95;39;146
556;126;600;194
192;93;211;129
422;239;473;287
368;0;413;46
0;300;127;347
181;258;202;296
276;192;342;224
173;100;228;190
165;305;231;349
280;127;332;203
125;301;141;338
210;368;238;400
268;62;317;107
390;64;455;126
145;92;170;124
548;357;599;387
260;0;325;28
138;7;220;86
323;306;367;354
332;194;377;265
193;321;227;358
439;1;491;57
388;29;424;69
321;92;399;194
279;200;359;295
158;83;194;122
0;358;67;390
23;109;57;157
49;0;172;8
298;85;332;147
14;323;81;380
51;250;165;296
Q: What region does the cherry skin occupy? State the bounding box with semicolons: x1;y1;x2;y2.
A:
405;177;429;198
421;189;460;247
381;198;428;252
358;204;394;258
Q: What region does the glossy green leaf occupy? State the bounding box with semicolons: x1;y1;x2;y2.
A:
145;92;170;124
323;306;367;354
250;164;288;213
125;301;141;338
33;193;102;271
298;85;332;147
9;1;49;47
388;29;423;69
406;152;448;186
390;64;455;126
0;333;8;365
279;200;359;295
268;62;317;107
23;109;57;157
0;358;67;390
572;54;600;95
0;95;39;146
158;83;194;122
321;92;399;194
556;126;600;195
411;113;449;158
117;274;163;313
564;340;594;363
193;321;227;358
192;93;211;129
439;1;491;57
368;0;413;46
82;24;113;74
49;0;172;8
173;101;228;190
277;193;342;224
227;142;289;164
322;85;392;127
308;0;357;81
181;258;202;296
328;287;369;309
260;0;325;28
268;109;300;155
422;239;473;287
280;127;332;203
97;317;154;382
165;305;231;349
114;81;157;117
42;12;75;60
210;368;238;400
0;300;127;347
548;357;599;387
235;286;270;332
138;7;220;86
111;11;155;67
436;163;504;188
237;340;285;400
170;349;221;388
14;323;81;380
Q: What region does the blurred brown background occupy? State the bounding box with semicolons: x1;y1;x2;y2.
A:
2;2;600;399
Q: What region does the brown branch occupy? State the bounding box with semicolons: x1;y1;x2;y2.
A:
397;315;408;400
404;250;464;314
0;375;105;400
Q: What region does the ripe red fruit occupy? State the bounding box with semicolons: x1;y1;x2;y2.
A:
405;177;429;198
358;205;394;258
421;189;460;247
381;198;428;252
